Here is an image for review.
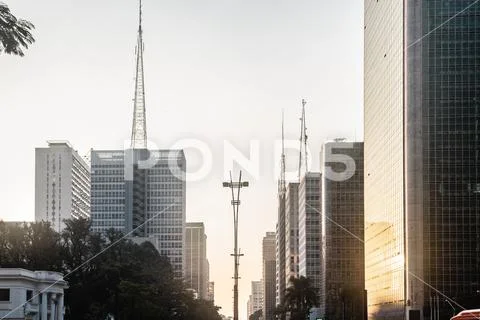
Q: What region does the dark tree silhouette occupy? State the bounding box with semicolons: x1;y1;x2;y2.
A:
284;276;317;320
0;219;224;320
249;309;263;320
26;221;62;271
0;221;28;267
0;2;35;56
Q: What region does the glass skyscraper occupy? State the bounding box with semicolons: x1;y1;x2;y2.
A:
263;232;276;320
185;222;209;299
275;190;286;309
298;172;322;302
319;141;365;319
365;1;480;319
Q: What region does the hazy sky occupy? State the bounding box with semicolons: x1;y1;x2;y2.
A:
0;1;363;318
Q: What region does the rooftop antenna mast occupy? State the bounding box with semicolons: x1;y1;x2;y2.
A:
279;110;286;195
298;99;308;181
130;0;147;149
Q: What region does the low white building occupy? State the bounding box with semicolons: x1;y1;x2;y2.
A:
0;268;68;320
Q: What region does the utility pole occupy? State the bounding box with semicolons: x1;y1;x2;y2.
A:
223;171;249;320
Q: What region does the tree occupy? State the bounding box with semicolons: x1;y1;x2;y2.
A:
274;304;286;320
0;219;225;320
0;2;35;56
0;222;29;268
284;276;317;320
249;309;263;320
60;218;106;320
183;295;223;320
25;221;62;271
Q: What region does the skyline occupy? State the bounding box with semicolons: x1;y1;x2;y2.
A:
0;1;363;318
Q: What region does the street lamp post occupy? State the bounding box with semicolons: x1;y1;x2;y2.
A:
223;171;249;320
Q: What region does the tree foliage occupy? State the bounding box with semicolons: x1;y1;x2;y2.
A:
0;219;222;320
0;2;35;56
249;309;262;320
278;276;317;320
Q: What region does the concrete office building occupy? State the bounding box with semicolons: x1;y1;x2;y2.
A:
285;182;299;286
365;1;480;319
275;120;288;311
275;192;286;309
90;150;186;277
0;269;68;320
207;281;215;303
247;280;263;319
319;141;365;319
185;222;209;299
298;172;321;302
35;141;90;232
263;232;276;320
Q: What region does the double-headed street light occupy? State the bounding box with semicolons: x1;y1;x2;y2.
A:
223;171;248;320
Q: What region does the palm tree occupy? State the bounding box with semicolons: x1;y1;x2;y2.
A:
0;2;35;56
284;276;317;320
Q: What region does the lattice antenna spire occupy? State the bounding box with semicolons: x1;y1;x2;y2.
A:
279;110;286;195
139;0;142;31
298;99;308;181
130;0;147;149
303;99;308;173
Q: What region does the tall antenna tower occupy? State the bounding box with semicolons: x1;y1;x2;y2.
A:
279;110;286;195
298;99;308;181
130;0;147;149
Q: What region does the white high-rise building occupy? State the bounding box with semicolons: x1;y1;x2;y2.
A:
247;280;263;318
35;141;90;232
185;222;209;299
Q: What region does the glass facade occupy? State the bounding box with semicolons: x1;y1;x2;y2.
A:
366;0;480;319
90;149;186;278
275;190;286;307
185;222;208;299
298;172;322;301
263;232;277;320
407;1;480;318
90;151;127;232
364;1;405;318
320;142;365;319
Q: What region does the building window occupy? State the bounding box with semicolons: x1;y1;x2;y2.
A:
26;290;33;301
0;288;10;301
